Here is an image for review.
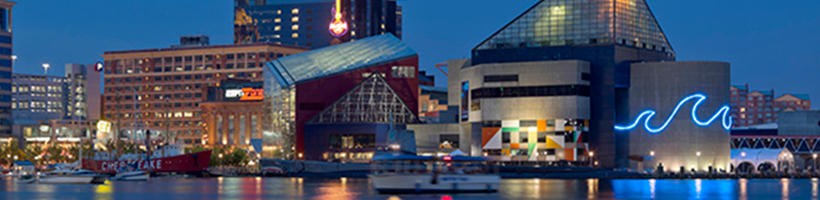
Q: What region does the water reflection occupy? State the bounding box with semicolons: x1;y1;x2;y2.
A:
1;177;819;199
740;178;748;200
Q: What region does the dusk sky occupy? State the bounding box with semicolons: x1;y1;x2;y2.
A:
10;0;820;108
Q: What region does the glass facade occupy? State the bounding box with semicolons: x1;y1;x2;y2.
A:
475;0;672;55
263;65;296;158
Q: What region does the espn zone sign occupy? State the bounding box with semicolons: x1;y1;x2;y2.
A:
225;88;263;101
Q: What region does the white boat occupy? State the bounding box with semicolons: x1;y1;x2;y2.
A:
368;154;500;193
38;169;107;184
111;171;150;181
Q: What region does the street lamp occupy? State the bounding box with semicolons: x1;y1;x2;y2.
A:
42;63;50;75
650;151;655;156
588;151;595;167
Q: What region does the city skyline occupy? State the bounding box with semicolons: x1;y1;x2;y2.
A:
7;0;820;109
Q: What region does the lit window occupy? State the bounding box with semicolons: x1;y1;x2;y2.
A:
291;16;299;22
291;24;299;30
274;26;281;31
277;10;281;15
291;33;298;38
740;107;745;112
273;34;280;38
274;18;281;23
292;8;299;14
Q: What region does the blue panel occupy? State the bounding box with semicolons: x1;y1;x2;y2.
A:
615;93;731;133
268;34;416;86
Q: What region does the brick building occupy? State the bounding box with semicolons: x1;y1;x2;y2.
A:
102;37;307;146
730;84;811;127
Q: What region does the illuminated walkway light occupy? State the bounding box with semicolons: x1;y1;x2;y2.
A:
615;93;731;134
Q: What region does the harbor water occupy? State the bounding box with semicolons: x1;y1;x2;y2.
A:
2;177;819;199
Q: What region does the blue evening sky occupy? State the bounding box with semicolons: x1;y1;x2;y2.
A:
10;0;820;108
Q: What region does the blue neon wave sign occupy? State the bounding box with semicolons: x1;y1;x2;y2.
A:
615;93;731;134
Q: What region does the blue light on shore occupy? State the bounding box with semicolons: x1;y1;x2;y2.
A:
615;93;731;133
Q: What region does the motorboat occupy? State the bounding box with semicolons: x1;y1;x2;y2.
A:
368;154;500;194
110;170;150;181
17;175;36;184
38;169;107;184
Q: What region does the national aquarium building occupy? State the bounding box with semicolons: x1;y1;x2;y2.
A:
431;0;732;171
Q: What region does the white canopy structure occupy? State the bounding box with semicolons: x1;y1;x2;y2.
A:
730;148;794;172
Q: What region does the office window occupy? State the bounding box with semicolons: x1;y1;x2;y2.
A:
391;66;415;78
274;18;281;23
237;53;245;60
291;33;298;38
291;16;299;22
291;24;299;30
291;8;299;14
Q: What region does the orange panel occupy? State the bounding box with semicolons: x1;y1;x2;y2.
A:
565;148;575;161
481;127;501;148
511;143;520;149
537;120;547;132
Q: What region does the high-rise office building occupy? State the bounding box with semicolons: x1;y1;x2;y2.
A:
11;63;102;140
234;0;402;49
0;1;14;136
101;37;307;146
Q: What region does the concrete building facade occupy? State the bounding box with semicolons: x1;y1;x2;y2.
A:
626;61;731;172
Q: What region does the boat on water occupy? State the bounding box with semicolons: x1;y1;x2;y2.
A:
82;144;212;176
17;175;36;184
38;169;107;184
368;154;500;194
111;171;150;181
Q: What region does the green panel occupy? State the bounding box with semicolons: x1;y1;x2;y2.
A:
502;127;519;132
527;143;537;159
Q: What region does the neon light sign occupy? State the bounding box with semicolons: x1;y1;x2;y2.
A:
329;0;348;37
615;93;731;133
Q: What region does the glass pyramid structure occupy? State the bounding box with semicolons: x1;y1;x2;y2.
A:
309;72;418;124
474;0;674;56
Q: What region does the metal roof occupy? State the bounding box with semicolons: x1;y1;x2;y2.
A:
268;34;417;86
732;85;747;90
420;85;448;93
793;94;811;100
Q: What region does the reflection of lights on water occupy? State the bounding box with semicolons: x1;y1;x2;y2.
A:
95;183;113;193
813;178;818;197
587;178;598;199
387;196;402;200
782;178;790;198
695;179;702;199
440;195;453;200
341;177;347;185
649;179;656;199
739;178;748;199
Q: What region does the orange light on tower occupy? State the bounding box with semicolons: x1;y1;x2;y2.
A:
329;0;348;37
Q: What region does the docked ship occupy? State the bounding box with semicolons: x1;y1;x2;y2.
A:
81;144;212;176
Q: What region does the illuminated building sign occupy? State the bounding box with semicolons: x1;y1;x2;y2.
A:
240;88;264;101
225;88;264;101
328;0;348;37
97;120;111;133
615;93;731;134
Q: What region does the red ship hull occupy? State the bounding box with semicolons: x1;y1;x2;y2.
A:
82;150;212;174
